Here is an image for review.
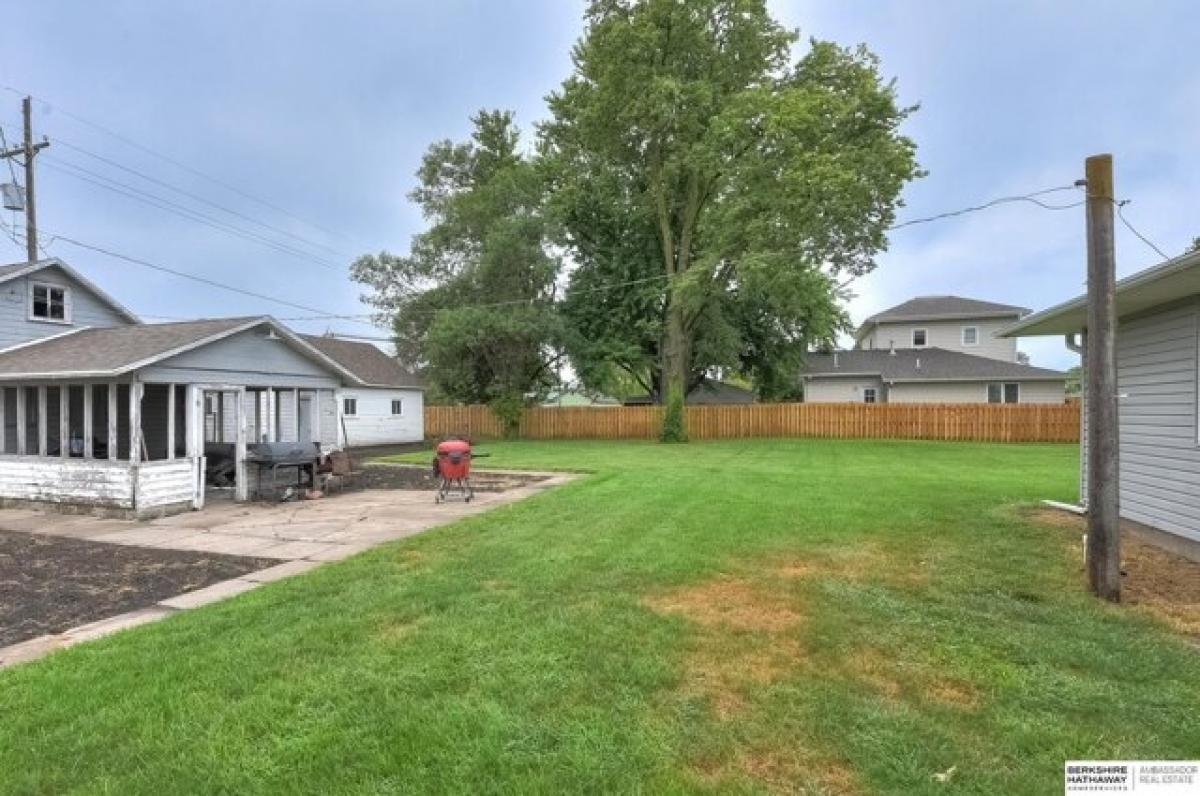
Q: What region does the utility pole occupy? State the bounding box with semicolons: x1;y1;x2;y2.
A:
0;96;50;263
1084;153;1121;602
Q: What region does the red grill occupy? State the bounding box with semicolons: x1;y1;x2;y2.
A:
434;438;474;503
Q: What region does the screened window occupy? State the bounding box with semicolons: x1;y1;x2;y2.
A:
911;328;927;347
31;282;69;322
343;398;357;416
863;388;877;404
391;399;403;415
961;326;979;346
988;382;1020;404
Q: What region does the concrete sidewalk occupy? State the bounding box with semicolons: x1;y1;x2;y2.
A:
0;469;575;668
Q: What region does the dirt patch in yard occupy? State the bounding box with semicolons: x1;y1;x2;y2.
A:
693;748;861;796
645;577;806;719
772;543;930;587
1028;507;1200;637
0;530;275;647
357;463;548;493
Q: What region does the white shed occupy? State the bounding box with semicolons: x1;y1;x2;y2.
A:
300;335;425;447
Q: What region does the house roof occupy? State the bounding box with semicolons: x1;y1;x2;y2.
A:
0;316;362;383
855;295;1028;343
299;334;424;389
1000;248;1200;337
800;347;1066;383
0;258;141;324
623;378;756;405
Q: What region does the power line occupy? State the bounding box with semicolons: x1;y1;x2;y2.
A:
1114;199;1171;260
37;227;378;326
886;185;1085;231
39;154;346;271
50;136;350;260
2;84;352;244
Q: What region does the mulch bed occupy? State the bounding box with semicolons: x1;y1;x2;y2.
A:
0;531;276;647
356;463;547;493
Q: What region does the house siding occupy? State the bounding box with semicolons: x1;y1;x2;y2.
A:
141;328;342;389
1113;300;1200;542
0;265;134;350
887;380;1065;404
803;376;884;403
338;387;424;446
862;317;1019;361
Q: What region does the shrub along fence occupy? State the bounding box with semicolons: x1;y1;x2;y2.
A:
425;402;1080;443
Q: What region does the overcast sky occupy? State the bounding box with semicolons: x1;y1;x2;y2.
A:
1;1;1195;370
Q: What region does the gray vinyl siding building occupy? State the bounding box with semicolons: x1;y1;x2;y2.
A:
1003;251;1200;547
860;317;1019;362
0;261;138;349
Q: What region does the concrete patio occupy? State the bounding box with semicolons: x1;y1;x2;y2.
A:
0;469;575;668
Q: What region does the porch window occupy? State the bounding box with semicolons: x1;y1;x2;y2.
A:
30;282;69;322
343;397;357;416
391;399;403;415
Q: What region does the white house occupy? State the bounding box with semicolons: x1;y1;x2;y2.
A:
300;334;424;447
1002;248;1200;556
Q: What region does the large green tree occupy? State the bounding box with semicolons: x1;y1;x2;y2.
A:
541;0;921;402
351;110;563;425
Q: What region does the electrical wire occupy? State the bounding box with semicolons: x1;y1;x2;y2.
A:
39;155;346;271
886;185;1085;231
2;84;352;244
36;227;379;325
1114;199;1171;260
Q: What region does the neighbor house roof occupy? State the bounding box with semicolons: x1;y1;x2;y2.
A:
800;348;1066;383
0;258;141;324
855;295;1029;344
1000;248;1200;337
299;334;424;389
623;378;756;405
0;316;362;383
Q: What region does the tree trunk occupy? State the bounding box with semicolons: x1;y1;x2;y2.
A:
660;297;689;402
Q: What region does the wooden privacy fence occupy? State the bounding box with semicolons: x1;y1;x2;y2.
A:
425;402;1080;443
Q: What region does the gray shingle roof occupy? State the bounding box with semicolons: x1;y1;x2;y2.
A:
863;296;1029;324
299;335;424;389
0;317;261;378
800;348;1066;382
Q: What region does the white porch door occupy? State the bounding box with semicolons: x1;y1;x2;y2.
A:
298;394;314;443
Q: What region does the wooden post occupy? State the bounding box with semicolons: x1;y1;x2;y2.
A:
15;388;25;455
265;387;276;443
129;381;142;464
312;389;322;445
107;383;118;460
1085;153;1121;602
59;386;69;458
234;387;248;502
82;384;93;458
0;388;5;454
167;383;176;461
37;385;47;456
185;385;197;458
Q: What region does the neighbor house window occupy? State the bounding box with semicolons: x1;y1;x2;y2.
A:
391;399;403;415
988;382;1020;404
30;282;69;322
863;388;877;404
343;398;357;416
911;328;927;347
962;326;979;346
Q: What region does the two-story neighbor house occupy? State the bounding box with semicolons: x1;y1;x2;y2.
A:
0;257;423;517
800;295;1067;404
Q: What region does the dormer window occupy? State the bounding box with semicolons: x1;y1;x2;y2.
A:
911;328;927;347
30;282;70;323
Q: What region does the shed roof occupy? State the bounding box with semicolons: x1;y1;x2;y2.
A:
800;347;1066;383
1000;249;1200;337
299;335;424;389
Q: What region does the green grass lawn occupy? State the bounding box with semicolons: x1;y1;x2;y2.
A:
2;440;1197;794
